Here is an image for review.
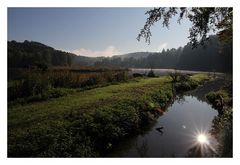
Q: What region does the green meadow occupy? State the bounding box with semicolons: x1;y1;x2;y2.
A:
8;73;211;157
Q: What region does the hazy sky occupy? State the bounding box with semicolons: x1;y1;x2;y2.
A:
8;8;192;57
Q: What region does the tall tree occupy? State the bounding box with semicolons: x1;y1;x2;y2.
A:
137;7;232;48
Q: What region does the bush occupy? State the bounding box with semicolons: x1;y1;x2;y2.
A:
151;89;173;108
177;82;191;91
169;70;180;83
178;74;190;82
114;71;128;81
147;69;155;77
206;90;232;111
133;73;144;77
48;88;69;98
173;73;199;93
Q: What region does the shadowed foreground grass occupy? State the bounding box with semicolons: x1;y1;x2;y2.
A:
8;74;210;157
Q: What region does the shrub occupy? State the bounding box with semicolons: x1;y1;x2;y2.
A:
114;71;128;81
48;88;69;98
178;74;190;82
173;74;199;92
169;70;180;83
175;82;190;92
206;90;232;111
133;73;144;77
147;69;155;77
151;89;173;108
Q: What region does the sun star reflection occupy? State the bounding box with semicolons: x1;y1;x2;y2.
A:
197;134;208;144
187;129;218;157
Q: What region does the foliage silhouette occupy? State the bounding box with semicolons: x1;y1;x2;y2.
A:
137;7;232;48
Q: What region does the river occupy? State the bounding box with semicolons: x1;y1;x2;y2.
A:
108;78;224;157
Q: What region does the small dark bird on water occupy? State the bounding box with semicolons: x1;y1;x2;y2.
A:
156;127;163;131
156;126;164;135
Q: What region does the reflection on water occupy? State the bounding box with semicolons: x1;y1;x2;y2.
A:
136;140;148;157
187;143;216;157
129;96;217;157
110;96;218;157
109;80;223;157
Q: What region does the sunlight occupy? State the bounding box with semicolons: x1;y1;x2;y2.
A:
186;130;218;157
197;134;208;144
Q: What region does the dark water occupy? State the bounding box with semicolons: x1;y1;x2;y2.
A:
109;79;223;157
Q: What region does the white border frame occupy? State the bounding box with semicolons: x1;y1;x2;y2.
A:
1;0;239;165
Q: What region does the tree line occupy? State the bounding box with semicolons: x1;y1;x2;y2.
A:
95;36;232;73
8;35;232;73
8;40;101;68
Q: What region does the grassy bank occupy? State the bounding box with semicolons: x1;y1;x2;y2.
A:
206;79;233;157
8;74;211;157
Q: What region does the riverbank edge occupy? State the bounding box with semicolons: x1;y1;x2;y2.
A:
205;79;233;157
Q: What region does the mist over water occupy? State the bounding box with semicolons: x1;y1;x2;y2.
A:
130;68;223;76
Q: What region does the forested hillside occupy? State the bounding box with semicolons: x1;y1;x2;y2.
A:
177;36;232;72
95;36;232;72
8;40;102;68
8;35;232;72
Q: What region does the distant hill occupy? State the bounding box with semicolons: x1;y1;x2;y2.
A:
8;40;103;68
7;40;153;68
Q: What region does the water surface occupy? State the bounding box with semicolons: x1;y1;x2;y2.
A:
109;79;223;157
